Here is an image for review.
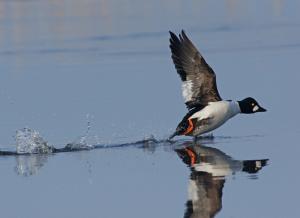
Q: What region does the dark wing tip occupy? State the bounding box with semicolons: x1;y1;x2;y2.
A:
181;30;189;41
169;30;191;46
169;31;176;40
169;30;187;81
169;31;179;44
180;29;186;38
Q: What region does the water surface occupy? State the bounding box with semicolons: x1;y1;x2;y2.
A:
0;0;299;217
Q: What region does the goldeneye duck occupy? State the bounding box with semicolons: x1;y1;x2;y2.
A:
168;30;266;139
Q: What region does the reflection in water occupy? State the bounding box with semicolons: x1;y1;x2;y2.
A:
15;154;49;177
4;132;269;203
175;142;268;218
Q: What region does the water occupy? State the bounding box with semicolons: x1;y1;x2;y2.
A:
0;131;270;218
0;0;299;217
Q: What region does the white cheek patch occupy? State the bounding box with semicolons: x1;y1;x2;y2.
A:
253;105;259;112
255;161;262;168
182;80;193;102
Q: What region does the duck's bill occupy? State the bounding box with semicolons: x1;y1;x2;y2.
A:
258;106;267;112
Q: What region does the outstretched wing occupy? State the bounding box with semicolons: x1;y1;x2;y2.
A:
169;30;222;109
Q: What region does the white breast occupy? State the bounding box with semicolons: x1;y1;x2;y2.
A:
190;101;241;135
194;162;232;177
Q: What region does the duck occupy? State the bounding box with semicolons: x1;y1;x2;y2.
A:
175;142;268;218
168;30;267;140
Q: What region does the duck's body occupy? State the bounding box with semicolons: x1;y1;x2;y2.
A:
168;31;266;139
183;101;240;136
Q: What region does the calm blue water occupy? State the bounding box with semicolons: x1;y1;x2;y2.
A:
0;0;299;217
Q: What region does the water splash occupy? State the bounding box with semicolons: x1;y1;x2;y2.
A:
15;128;54;154
63;115;94;151
8;125;192;155
63;140;94;151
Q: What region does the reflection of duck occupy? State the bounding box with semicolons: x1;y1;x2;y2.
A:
176;143;268;218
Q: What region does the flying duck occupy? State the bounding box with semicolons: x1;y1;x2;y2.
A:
168;30;266;140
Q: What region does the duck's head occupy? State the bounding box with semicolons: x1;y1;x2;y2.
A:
238;97;267;114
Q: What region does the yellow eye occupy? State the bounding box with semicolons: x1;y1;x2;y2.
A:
251;103;255;106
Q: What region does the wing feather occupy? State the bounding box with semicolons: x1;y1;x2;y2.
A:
169;30;222;109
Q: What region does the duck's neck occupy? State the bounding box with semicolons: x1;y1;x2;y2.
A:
229;101;241;118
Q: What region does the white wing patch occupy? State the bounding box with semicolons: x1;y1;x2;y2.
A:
182;80;193;102
188;180;199;201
